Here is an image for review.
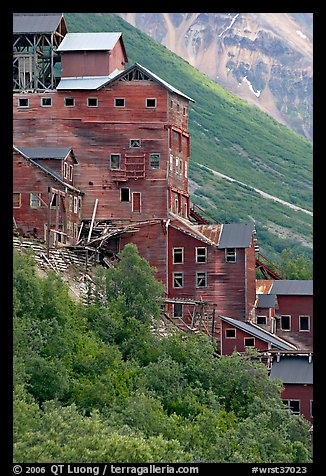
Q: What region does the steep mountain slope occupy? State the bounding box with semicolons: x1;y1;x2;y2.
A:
64;13;312;261
116;13;313;141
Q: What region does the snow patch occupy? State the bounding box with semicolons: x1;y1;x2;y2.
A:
296;30;307;40
219;13;239;38
242;76;261;98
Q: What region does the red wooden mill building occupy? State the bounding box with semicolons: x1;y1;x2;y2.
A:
13;13;313;421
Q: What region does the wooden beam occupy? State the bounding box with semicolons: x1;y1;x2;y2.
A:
87;199;98;243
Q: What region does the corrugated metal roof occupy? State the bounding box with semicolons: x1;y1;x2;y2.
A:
16;146;73;161
57;32;122;51
218;222;255;249
13;13;63;34
256;294;277;309
270;356;313;384
271;280;313;296
192;224;222;245
256;280;274;295
219;315;297;350
57;71;120;90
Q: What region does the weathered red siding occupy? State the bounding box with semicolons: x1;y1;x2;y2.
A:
281;383;313;423
276;295;313;350
220;320;269;355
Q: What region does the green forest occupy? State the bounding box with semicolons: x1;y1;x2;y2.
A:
14;245;312;463
64;13;313;263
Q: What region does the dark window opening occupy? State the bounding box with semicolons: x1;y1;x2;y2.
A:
173;303;183;318
146;98;156;108
225;329;236;338
64;97;75;107
196;272;207;288
41;97;52;107
173;272;184;288
244;337;255;347
257;315;267;325
281;315;291;331
173;248;183;264
110;154;121;170
299;315;310;331
120;188;130;202
114;98;125;107
18;98;29;108
87;97;98;107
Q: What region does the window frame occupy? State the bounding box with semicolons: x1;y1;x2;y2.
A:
225;248;237;263
280;315;291;331
63;162;68;179
173;272;184;289
146;98;157;108
130;139;141;148
18;97;29;109
244;337;255;347
69;164;73;182
196;247;207;264
13;192;22;208
110;154;121;170
196;271;207;288
73;196;78;214
256;315;267;325
120;187;130;202
87;97;98;107
114;97;125;108
173;303;183;318
283;399;300;415
64;97;75;107
30;192;41;208
299;315;310;332
173;247;184;264
225;328;236;339
40;97;52;107
149;153;160;169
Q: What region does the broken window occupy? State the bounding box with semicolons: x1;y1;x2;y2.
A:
146;98;156;108
110;154;121;170
173;272;184;288
196;272;207;288
120;188;130;202
196;247;207;263
280;315;291;331
173;248;184;264
225;248;236;262
225;328;236;338
130;139;141;148
150;153;160;169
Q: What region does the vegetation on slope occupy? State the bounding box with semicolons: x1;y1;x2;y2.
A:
14;246;312;463
64;13;313;262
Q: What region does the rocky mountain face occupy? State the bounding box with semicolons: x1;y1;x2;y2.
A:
115;13;313;141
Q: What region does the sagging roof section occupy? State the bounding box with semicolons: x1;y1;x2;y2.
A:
219;315;297;351
270;356;313;384
13;13;66;34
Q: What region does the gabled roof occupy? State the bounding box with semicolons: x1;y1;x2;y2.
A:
219;315;297;351
57;32;128;62
56;62;194;102
13;145;82;194
13;13;66;35
270;356;313;384
218;222;255;249
15;146;78;163
270;280;313;296
256;294;278;309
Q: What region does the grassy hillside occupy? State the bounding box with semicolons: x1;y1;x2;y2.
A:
64;13;313;261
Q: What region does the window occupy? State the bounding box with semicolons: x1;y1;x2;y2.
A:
30;193;41;208
69;164;73;181
244;337;255;347
120;188;130;202
196;247;207;263
280;315;291;331
146;98;156;108
114;98;125;107
130;139;141;148
13;193;21;208
225;248;236;262
41;97;52;107
173;272;184;288
87;97;98;107
183;106;187;116
110;154;121;170
73;196;78;214
173;303;183;318
64;97;75;107
175;157;179;173
256;315;267;325
196;272;207;288
179;159;183;174
18;98;29;108
184;161;188;178
282;399;300;415
299;315;310;331
150;153;160;169
63;162;68;179
173;248;184;264
225;328;236;338
169;154;173;172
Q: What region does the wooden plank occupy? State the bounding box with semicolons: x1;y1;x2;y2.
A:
87;198;98;243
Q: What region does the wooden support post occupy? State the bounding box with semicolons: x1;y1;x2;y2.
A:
211;304;217;341
47;187;52;258
87;198;99;243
